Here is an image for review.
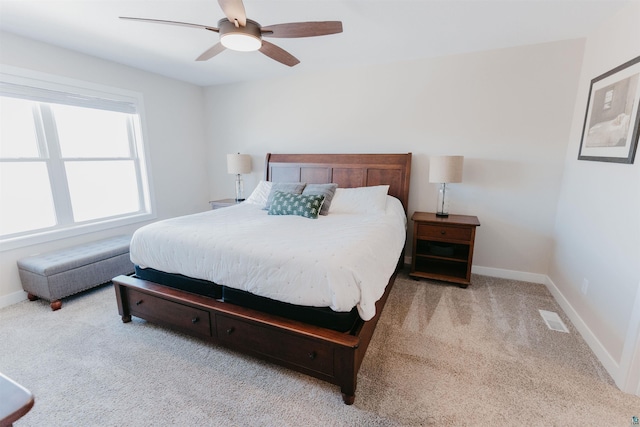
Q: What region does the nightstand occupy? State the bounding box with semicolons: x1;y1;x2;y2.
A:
410;212;480;288
209;199;241;210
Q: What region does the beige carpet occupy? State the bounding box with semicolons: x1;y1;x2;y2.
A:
1;271;638;426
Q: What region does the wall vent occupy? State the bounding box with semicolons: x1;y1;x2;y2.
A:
539;310;569;333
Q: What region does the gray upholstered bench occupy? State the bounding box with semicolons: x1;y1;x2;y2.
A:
17;235;134;311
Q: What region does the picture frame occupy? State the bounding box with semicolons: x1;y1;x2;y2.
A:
578;56;640;164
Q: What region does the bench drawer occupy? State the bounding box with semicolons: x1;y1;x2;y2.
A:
216;314;334;376
126;289;211;338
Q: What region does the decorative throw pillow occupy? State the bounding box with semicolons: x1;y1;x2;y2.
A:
263;182;306;210
244;180;273;207
268;191;325;219
329;185;390;214
302;183;338;216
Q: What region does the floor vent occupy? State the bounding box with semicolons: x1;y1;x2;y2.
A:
539;310;569;333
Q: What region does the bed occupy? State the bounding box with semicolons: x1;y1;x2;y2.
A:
113;153;412;404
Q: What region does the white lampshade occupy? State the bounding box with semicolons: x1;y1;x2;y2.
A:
429;155;464;183
227;154;252;174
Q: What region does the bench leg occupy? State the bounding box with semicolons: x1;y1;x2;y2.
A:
50;300;62;311
27;293;39;301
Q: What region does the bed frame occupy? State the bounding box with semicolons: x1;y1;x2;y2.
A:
113;153;411;404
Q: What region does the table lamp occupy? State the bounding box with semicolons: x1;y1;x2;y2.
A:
429;155;463;217
227;153;252;201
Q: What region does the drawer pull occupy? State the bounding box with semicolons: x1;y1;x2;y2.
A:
440;230;446;235
135;299;143;306
308;351;317;360
226;327;235;335
191;316;199;324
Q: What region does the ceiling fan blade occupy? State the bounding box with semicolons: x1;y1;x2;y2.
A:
119;16;218;32
261;21;343;38
259;41;300;67
196;43;226;61
217;0;247;27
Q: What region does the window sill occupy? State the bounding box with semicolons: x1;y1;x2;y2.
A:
0;212;156;252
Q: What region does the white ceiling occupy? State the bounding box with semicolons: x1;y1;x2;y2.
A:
0;0;632;87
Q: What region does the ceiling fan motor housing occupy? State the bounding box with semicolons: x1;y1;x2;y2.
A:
218;18;262;51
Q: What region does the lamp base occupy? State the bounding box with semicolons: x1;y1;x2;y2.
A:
234;174;245;202
435;183;451;218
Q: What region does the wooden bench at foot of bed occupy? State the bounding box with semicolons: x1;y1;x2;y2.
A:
113;271;397;405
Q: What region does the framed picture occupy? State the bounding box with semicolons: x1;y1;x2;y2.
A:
578;56;640;164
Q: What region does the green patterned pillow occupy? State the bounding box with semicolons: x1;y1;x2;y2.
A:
302;183;337;216
263;182;306;210
267;191;325;219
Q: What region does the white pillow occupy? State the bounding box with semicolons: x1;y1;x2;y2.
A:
329;185;390;214
244;180;273;207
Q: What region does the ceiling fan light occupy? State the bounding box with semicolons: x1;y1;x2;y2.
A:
221;33;261;52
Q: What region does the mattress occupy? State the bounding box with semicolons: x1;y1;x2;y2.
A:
134;265;222;299
133;266;359;331
130;196;406;321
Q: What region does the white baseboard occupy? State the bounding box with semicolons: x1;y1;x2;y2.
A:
544;275;620;382
0;289;27;309
475;266;624;391
404;259;547;285
471;265;547;284
422;261;624;390
616;281;640;395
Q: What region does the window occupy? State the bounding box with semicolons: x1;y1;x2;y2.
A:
603;89;614;110
0;69;154;249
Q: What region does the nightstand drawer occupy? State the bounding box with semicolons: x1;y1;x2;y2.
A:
417;224;472;242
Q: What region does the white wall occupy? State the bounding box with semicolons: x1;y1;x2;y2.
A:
204;39;585;280
2;8;636;394
0;32;210;304
549;2;640;389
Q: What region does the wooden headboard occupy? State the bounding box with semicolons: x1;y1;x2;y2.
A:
265;153;412;212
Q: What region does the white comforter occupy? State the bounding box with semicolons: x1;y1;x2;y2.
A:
130;197;406;321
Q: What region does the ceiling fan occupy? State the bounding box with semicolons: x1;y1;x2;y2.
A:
120;0;343;67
